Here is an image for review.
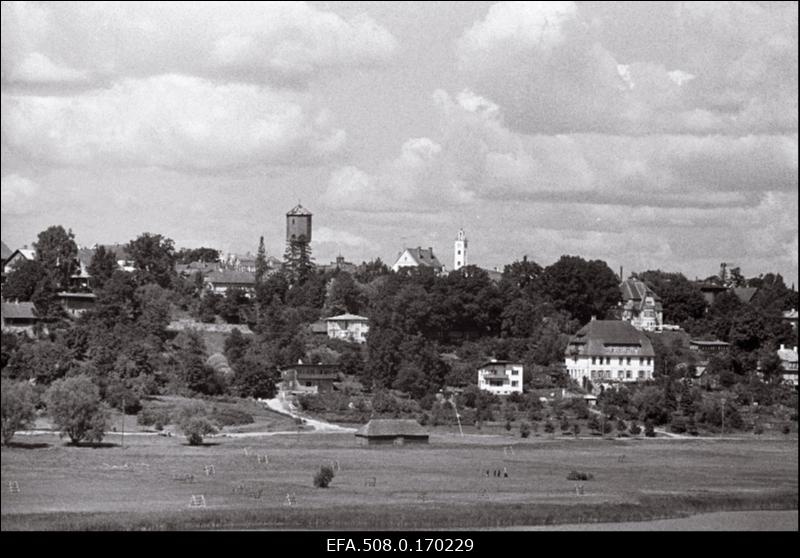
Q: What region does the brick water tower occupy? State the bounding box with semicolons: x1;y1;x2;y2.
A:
286;203;312;243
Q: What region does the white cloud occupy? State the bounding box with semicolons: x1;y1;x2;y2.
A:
1;1;398;88
1;174;40;215
1;74;346;170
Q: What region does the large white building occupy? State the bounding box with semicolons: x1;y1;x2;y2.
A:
326;313;369;344
477;360;524;396
564;320;656;391
391;247;444;274
777;344;798;386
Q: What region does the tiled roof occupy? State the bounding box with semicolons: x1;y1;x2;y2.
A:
355;419;428;438
565;320;655;357
1;301;37;320
287;204;312;216
326;313;368;322
403;247;443;270
732;287;758;304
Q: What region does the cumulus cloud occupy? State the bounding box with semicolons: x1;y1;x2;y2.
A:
1;1;398;88
456;1;798;135
1;74;346;170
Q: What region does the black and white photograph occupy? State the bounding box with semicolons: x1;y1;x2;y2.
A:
1;1;797;535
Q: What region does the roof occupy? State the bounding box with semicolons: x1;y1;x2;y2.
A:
204;270;256;285
782;309;798;320
732;287;758;304
0;241;12;260
355;419;429;438
777;346;798;364
57;292;97;299
479;360;523;369
694;282;727;292
287;204;312;216
399;247;443;270
1;301;37;320
620;279;662;313
326;313;369;322
565;320;655;358
7;248;36;262
690;339;730;347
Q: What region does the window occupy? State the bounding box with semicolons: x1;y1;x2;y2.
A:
638;370;644;378
647;357;652;365
592;357;596;365
626;370;632;379
511;381;518;387
606;357;611;365
457;250;461;255
618;357;623;365
618;371;624;379
626;357;631;365
639;357;643;364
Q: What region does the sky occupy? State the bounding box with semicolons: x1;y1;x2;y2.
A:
1;1;798;285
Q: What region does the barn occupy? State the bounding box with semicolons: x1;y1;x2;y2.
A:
355;419;429;446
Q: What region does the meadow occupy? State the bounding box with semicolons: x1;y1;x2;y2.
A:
2;429;797;530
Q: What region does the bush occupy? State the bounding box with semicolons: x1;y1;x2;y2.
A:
505;420;512;431
177;403;218;445
669;413;688;434
519;421;531;438
1;379;37;445
314;465;335;488
137;405;172;429
45;376;109;445
572;423;580;438
209;407;254;426
782;424;791;435
629;421;642;436
566;470;594;481
543;421;555;434
644;420;656;437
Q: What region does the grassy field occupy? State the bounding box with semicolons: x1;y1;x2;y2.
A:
1;430;797;530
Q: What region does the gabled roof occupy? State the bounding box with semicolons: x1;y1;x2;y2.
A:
326;313;368;322
1;301;37;320
7;248;36;262
287;204;312;216
355;419;428;438
565;320;655;357
732;287;758;304
621;279;662;302
204;270;256;285
399;247;443;270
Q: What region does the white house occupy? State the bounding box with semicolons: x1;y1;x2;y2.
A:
392;247;444;274
477;360;524;396
326;313;369;344
3;248;36;275
620;278;663;331
564;319;656;391
777;344;798;386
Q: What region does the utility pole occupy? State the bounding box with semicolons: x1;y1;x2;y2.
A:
450;397;464;437
121;397;125;450
720;397;726;438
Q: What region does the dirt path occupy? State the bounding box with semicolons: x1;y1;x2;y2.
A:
259;392;356;433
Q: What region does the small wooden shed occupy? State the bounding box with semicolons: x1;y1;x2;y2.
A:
355;419;429;446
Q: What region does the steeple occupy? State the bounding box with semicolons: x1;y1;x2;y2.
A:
454;228;468;271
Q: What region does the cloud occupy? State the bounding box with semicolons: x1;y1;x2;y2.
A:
0;173;40;215
1;74;346;170
455;1;798;135
1;1;398;88
314;226;371;249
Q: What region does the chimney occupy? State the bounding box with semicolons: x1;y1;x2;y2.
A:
620;266;623;281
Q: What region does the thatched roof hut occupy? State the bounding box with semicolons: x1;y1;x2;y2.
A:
355;419;429;446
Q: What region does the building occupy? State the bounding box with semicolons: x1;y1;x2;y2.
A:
619;278;663;331
355;419;429;446
477;360;524;395
1;301;38;336
392;247;443;273
320;255;358;275
454;229;468;271
3;248;36;275
287;203;313;243
782;309;798;332
564;319;656;390
57;292;97;317
203;270;256;296
326;313;369;343
777;344;798;387
694;282;727;306
175;261;220;276
689;339;730;353
280;363;340;393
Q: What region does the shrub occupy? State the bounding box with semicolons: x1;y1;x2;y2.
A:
572;423;581;438
543;421;555;434
314;465;335;488
137;405;172;430
519;421;531;438
209;407;254;426
177;403;218;445
566;470;594;481
644;420;656;437
629;421;642;436
45;376;109;445
669;413;688;434
782;424;791;435
505;420;512;431
1;379;37;445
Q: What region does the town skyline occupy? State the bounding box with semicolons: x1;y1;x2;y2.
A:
2;1;798;285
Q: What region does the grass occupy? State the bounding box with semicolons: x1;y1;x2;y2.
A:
2;431;797;530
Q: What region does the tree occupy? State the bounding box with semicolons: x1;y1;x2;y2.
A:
520;421;531;438
255;236;268;284
87;245;118;290
126;233;176;288
177;403;218;445
176;247;220;264
34;225;78;289
45;376;109;445
283;238;314;285
540;256;621;323
3;259;48;302
1;379;38;445
634;270;707;325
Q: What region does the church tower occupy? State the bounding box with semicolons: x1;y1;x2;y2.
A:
454;228;467;271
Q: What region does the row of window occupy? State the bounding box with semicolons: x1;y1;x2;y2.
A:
590;370;647;380
591;356;651;365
